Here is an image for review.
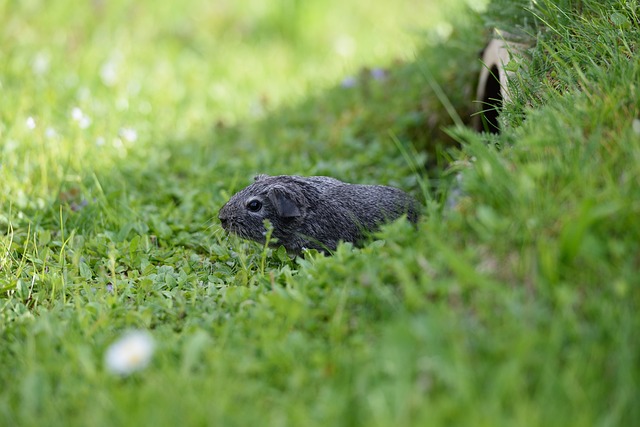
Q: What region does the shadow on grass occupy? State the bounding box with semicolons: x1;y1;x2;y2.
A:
208;23;487;188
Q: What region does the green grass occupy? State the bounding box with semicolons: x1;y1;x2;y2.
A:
1;0;639;425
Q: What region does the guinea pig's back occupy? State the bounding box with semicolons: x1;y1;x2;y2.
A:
326;184;418;227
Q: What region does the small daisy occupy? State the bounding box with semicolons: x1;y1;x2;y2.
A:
100;60;118;86
78;115;91;129
119;127;138;143
104;330;155;376
26;116;36;130
71;107;84;121
71;107;91;129
32;52;50;76
45;127;58;139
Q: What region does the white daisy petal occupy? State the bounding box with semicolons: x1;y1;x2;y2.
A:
105;330;155;375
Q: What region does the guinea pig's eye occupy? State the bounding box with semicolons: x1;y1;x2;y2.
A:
246;199;262;212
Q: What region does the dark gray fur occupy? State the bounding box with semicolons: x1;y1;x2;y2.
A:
218;174;419;254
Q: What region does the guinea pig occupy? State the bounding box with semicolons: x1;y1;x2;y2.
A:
218;174;419;254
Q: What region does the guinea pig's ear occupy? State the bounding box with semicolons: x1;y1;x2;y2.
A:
267;185;301;218
254;174;269;182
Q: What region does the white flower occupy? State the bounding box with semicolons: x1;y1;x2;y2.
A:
45;127;57;139
100;60;118;86
32;52;50;76
71;107;84;121
26;116;36;130
119;127;138;142
71;107;91;129
105;330;155;375
78;116;91;129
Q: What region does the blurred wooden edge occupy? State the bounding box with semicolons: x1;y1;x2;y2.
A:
474;29;531;134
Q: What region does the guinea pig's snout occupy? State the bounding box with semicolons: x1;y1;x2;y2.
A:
218;205;231;228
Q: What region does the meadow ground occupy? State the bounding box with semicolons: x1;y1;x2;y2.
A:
1;0;639;426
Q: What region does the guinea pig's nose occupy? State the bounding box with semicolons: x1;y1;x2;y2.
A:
218;207;229;227
218;205;227;219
